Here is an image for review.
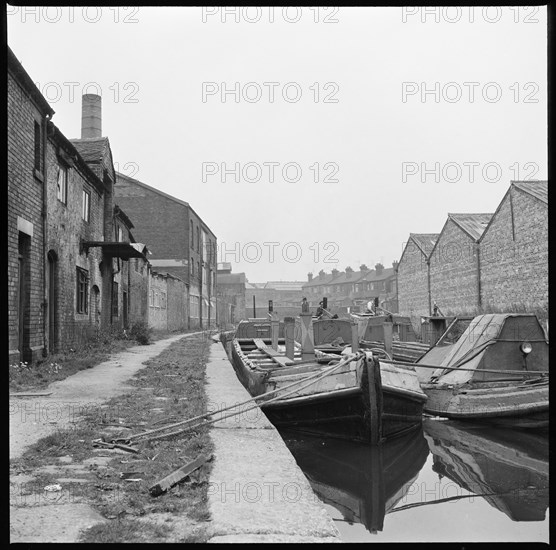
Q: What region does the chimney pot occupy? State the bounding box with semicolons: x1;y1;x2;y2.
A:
307;272;313;282
81;94;102;138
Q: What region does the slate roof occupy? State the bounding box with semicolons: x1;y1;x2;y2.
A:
70;137;110;164
410;233;439;256
512;180;548;204
217;273;246;285
360;267;396;283
448;213;493;241
264;281;305;291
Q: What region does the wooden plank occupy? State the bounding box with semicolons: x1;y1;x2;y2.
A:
253;338;291;367
366;358;383;445
149;453;213;497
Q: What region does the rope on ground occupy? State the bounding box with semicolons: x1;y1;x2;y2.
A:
123;352;360;443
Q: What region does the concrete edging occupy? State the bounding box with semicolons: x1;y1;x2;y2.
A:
205;342;341;543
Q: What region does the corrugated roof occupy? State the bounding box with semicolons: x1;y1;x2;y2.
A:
512;180;548;204
410;233;439;256
70;137;109;164
448;213;493;241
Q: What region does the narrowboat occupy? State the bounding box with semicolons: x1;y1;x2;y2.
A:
416;314;549;429
230;318;428;444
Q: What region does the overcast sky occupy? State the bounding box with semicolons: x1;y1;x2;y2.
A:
8;6;547;282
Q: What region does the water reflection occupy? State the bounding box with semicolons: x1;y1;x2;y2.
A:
423;419;549;522
280;427;429;533
281;420;548;539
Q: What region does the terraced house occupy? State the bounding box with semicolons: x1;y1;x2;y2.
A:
8;48;149;362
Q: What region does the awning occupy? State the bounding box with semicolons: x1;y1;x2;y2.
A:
82;241;148;260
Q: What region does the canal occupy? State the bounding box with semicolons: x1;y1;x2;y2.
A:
280;419;549;543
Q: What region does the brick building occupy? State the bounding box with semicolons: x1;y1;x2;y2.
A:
8;47;54;362
479;180;548;313
428;213;492;315
397;233;439;317
301;264;398;314
8;48;149;361
216;263;246;327
114;174;217;328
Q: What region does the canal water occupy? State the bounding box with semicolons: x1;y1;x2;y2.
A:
280;419;549;543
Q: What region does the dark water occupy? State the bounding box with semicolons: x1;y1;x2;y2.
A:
280;419;549;543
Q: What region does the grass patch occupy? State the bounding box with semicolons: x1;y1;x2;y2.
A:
13;333;215;543
8;326;209;392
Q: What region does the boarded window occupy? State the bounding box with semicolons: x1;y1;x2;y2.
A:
161;292;166;309
57;166;68;204
34;121;42;171
76;267;88;313
82;188;90;222
112;281;119;317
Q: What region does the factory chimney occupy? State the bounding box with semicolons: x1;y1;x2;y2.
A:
81;94;102;138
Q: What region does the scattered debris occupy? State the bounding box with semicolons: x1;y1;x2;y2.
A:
92;439;139;454
44;484;62;492
149;453;213;497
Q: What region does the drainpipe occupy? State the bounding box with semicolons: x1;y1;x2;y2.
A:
427;258;432;316
475;242;482;312
42;115;51;356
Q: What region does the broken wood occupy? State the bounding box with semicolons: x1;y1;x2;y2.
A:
92;439;139;453
149;453;213;497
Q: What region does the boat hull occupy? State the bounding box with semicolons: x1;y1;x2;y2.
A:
263;385;425;442
230;337;427;443
422;380;549;430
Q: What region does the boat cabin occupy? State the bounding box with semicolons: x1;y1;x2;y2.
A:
416;314;549;385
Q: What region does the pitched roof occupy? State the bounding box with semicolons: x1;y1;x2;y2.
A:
512;180;548;204
303;272;340;288
8;47;55;117
70;137;110;164
448;213;493;241
360;266;396;283
410;233;439;256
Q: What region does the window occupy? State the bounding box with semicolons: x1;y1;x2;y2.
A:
161;292;167;309
76;268;88;314
34;121;42;172
196;227;200;252
190;220;194;247
82;189;90;222
198;261;201;280
150;288;155;306
57;166;68;204
190;260;194;277
112;281;119;317
116;225;124;242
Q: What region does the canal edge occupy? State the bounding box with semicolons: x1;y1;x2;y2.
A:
204;341;342;543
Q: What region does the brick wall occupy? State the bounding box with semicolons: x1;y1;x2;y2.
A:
480;188;548;312
166;276;188;331
8;71;47;362
397;240;430;317
129;258;149;326
148;273;168;330
45;136;105;351
429;219;480;315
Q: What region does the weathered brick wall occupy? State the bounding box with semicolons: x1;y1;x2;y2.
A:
8;71;46;362
429;219;480;315
217;284;246;325
396;240;430;317
114;176;188;260
129;258;149;326
148;273;168;330
167;276;188;331
45;137;104;351
480;189;548;312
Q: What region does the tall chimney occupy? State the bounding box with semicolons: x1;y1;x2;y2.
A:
307;272;313;282
375;262;384;276
81;94;102;138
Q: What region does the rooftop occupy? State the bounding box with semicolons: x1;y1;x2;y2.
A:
512;180;548;204
410;233;439;256
448;213;493;241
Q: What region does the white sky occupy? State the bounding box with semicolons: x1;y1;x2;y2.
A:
8;6;547;282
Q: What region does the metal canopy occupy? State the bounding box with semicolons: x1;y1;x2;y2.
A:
82;241;147;259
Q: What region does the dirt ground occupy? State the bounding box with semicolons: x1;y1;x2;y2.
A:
9;332;206;543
